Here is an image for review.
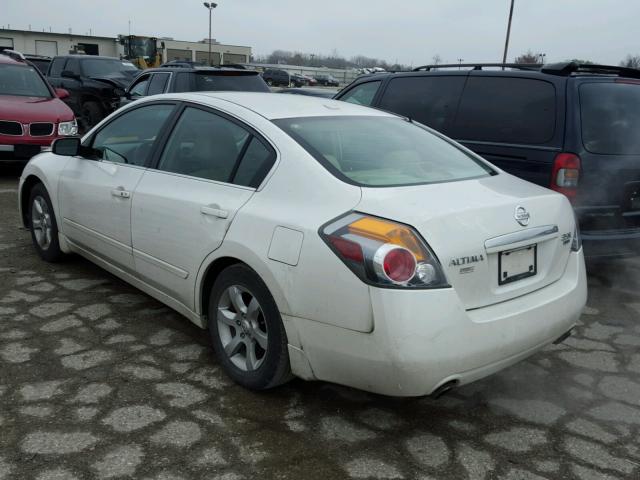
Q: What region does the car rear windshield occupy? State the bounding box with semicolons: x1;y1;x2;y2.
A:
274;116;494;187
580;82;640;155
0;64;51;98
194;72;270;92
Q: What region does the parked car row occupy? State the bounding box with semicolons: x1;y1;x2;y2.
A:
2;48;639;261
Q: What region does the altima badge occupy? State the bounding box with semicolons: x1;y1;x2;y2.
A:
515;206;530;227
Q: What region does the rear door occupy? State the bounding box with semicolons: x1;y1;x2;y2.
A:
569;78;640;235
131;103;276;308
451;74;565;188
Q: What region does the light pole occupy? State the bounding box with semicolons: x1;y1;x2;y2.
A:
203;2;218;66
539;52;546;65
502;0;515;67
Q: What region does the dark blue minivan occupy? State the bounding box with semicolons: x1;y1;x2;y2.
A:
335;63;640;258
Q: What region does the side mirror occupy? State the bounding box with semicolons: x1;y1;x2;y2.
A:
55;88;70;99
61;70;79;79
52;137;81;156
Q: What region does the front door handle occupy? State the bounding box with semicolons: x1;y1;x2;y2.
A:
111;187;131;199
200;205;229;219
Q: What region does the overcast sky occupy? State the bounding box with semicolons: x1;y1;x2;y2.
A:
3;0;638;66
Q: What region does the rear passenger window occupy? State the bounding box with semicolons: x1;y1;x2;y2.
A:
340;81;380;106
454;77;556;144
147;73;170;95
232;138;275;188
157;107;249;182
379;76;465;135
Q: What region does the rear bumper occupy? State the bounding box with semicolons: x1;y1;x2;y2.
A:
582;230;640;258
292;250;587;396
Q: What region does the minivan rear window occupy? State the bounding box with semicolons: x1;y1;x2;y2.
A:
275;116;494;187
580;82;640;155
454;77;556;145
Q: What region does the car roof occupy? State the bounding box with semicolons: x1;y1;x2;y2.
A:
145;66;255;74
52;55;124;61
158;91;395;120
0;53;26;65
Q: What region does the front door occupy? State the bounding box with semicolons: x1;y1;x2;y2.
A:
58;103;176;272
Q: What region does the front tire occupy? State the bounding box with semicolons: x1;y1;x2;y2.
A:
29;183;64;262
81;101;104;130
208;264;291;390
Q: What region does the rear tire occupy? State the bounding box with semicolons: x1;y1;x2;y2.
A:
28;183;64;262
208;264;291;390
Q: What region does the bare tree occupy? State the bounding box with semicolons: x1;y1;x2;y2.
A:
620;54;640;69
514;50;540;64
432;54;442;66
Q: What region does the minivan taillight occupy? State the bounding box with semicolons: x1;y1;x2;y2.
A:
552;153;581;199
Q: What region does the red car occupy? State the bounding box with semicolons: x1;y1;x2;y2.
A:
0;51;77;161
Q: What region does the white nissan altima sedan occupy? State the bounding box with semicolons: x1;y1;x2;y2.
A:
18;92;587;396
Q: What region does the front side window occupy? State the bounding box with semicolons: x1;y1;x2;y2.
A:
49;57;66;77
157;107;250;182
379;76;466;134
147;73;170;95
91;104;174;166
454;77;556;144
580;82;640;155
129;76;150;97
340;81;381;107
0;64;51;98
275;116;494;187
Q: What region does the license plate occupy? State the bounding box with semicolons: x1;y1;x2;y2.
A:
499;244;537;285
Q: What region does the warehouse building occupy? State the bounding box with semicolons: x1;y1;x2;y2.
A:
0;28;117;57
0;28;251;65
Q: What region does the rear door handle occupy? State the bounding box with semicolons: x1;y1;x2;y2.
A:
111;188;131;199
200;205;229;219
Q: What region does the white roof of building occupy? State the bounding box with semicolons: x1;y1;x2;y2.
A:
164;92;396;120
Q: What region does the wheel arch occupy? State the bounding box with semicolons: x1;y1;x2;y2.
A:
195;246;292;327
20;174;46;227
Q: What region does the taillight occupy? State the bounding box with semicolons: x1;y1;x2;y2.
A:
320;213;448;288
552;153;581;199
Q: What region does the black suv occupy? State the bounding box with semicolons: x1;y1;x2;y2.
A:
261;69;290;87
47;55;139;129
336;62;640;258
122;66;269;106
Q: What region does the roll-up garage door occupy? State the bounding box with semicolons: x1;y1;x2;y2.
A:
195;51;220;66
222;53;246;64
166;49;192;61
35;40;58;57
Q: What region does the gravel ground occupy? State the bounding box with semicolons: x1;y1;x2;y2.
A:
1;168;640;480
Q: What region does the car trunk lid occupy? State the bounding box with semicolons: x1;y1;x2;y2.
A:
356;174;576;310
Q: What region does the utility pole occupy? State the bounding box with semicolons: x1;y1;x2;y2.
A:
203;3;218;66
502;0;515;67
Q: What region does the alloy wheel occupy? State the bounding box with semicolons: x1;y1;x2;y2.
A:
217;285;268;371
31;195;52;251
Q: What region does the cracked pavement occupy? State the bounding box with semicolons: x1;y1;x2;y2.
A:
1;170;640;479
